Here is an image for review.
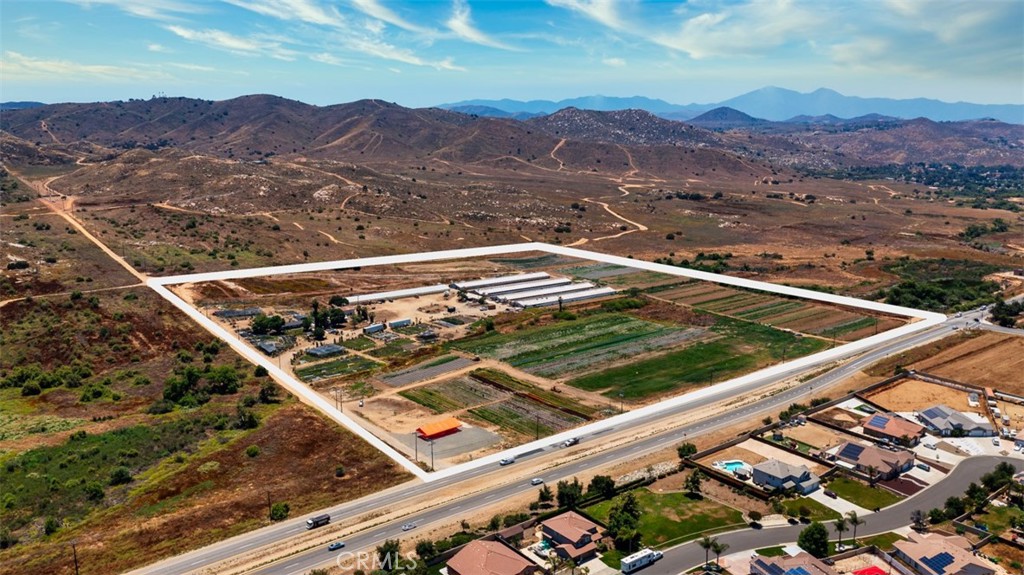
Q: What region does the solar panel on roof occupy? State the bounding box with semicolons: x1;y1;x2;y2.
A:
867;414;889;428
837;443;866;460
785;568;811;575
921;407;944;419
764;562;785;575
921;552;955;574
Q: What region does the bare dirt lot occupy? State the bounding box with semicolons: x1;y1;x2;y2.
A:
865;378;976;413
774;422;853;452
912;333;1024;393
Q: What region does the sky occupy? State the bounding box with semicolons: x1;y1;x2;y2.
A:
2;0;1022;107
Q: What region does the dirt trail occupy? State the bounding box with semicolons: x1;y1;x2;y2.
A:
549;138;567;171
0;282;145;308
14;169;149;283
583;186;649;242
39;120;60;143
153;202;207;215
292;222;305;230
317;230;356;247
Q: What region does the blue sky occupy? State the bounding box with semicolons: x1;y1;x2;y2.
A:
2;0;1022;107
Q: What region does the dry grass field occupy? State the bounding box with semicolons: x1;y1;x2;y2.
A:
864;378;976;413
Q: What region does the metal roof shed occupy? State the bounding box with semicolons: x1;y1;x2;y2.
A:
451;272;550;291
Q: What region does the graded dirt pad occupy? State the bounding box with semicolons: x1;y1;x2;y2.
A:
651;473;771;516
911;333;1024;393
774;422;852;452
697;444;768;468
809;407;862;430
865;378;975;413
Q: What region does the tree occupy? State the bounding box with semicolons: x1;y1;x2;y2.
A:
556;477;584;509
677;442;698;460
748;510;763;525
966;482;989;511
329;295;349;307
538;484;554;504
834;516;848;549
697;535;715;567
258;381;280;403
911;509;926;530
415;540;436;559
588;475;616;499
606;492;642;552
269;502;290;521
846;510;864;547
684;470;704;496
254;365;269;378
377;539;401;572
798;522;829;558
206;365;240;394
711;540;729;567
109;466;132;485
945;496;966;518
929;508;946;524
43;517;61;536
84;481;105;502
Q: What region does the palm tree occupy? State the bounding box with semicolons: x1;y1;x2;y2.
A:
834;517;848;551
846;510;865;548
711;540;730;567
697;535;715;568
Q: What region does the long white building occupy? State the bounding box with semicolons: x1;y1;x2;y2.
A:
514;286;617;308
472;277;572;297
500;282;596;303
451;272;549;291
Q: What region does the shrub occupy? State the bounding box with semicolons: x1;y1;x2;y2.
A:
254;365;269;377
109;466;132;485
20;381;41;396
245;445;260;458
84;481;105;501
335;465;346;477
43;517;61;536
270;502;290;521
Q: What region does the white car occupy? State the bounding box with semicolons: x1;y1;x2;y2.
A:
1014;443;1021;452
993;437;1001;446
499;457;515;466
530;478;544;485
401;523;416;531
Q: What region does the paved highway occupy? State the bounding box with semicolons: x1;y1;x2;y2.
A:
129;313;1007;575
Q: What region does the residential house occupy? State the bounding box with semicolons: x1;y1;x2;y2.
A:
917;405;994;437
860;413;925;446
446;540;540;575
831;441;915;480
541;511;602;564
751;459;820;494
891;532;995;575
749;552;838;575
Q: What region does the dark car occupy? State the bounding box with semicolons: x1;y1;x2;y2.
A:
824;489;837;499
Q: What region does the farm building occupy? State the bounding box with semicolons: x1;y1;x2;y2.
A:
750;552;838;575
389;318;413;329
829;441;915;480
256;341;278;355
417;417;463;440
892;532;995;575
751;459;820;494
499;282;595;303
513;287;617;308
345;284;449;304
917;404;994;436
472;277;571;297
416;330;439;341
451;272;550;291
282;319;305;331
307;344;345;358
445;540;540;575
860;413;925;446
363;323;386;335
213;307;262;319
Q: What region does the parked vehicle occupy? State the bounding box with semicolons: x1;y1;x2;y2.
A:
306;514;331;530
824;490;837;499
621;548;663;573
328;541;346;551
916;463;931;471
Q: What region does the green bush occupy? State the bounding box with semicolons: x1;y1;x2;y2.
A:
109;466;132;486
270;502;290;521
245;445;260;458
335;465;345;477
43;517;61;536
84;482;105;502
20;381;41;396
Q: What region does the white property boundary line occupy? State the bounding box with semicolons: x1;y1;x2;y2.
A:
147;242;946;482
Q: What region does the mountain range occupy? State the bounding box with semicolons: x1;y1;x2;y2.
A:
441;87;1024;124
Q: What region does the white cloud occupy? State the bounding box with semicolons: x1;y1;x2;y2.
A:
0;50;172;81
222;0;345;27
310;52;347;66
167;62;216;71
165;25;299;60
344;36;464;70
148;43;171;52
446;0;517;50
62;0;201;21
350;0;429;33
602;57;625;67
545;0;623;31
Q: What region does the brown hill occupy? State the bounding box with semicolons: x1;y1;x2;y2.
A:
525;107;722;147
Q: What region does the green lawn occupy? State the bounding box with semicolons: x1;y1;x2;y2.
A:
755;545;786;557
783;497;842;521
587;488;745;550
973;505;1024;536
859;532;906;550
826;477;903;510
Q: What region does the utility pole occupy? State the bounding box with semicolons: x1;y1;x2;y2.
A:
535;414;540;440
429;439;435;471
71;540;80;575
266;491;271;521
414;433;418;463
619;392;624;414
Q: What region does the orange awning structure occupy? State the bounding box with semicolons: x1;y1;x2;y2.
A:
417;417;462;439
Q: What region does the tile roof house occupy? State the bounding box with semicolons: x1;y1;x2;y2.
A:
446;541;540;575
541;511;602;563
860;413;925;446
892;532;995;575
831;441;915;480
749;551;839;575
751;459;820;494
916;405;994;437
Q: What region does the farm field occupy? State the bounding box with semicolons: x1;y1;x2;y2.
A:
294;355;380;382
397;369;598;440
653;282;904;341
567;316;828;400
451;312;709;379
